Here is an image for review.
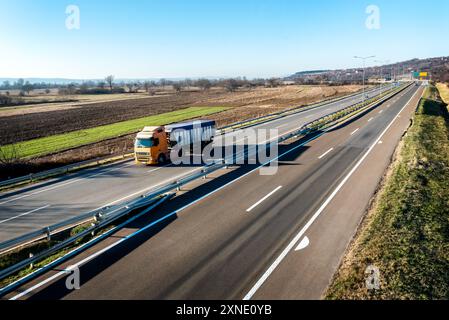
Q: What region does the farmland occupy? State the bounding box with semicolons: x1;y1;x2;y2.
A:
1;107;227;159
0;84;363;179
0;85;363;146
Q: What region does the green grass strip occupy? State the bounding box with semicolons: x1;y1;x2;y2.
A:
1;106;227;159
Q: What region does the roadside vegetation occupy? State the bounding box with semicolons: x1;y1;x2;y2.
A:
0;106;227;159
436;82;449;104
326;84;449;299
0;82;363;180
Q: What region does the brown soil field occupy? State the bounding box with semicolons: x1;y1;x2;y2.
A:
0;85;365;180
0;85;363;146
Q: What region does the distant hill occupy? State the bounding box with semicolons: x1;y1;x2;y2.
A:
289;70;331;77
287;56;449;83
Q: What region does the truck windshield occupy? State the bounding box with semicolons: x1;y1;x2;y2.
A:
135;138;153;148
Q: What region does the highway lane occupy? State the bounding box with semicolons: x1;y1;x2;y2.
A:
5;83;422;300
0;86;389;242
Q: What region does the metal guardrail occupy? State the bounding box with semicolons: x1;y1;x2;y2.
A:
0;153;134;191
0;82;411;285
216;85;386;135
0;86;385;191
0;193;173;282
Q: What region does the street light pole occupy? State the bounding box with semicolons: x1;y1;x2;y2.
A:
374;59;390;98
354;55;375;104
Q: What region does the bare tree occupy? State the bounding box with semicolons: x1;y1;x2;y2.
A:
173;82;183;93
0;144;21;166
224;79;239;92
196;78;212;91
159;78;168;88
266;78;280;88
126;82;139;93
22;81;34;95
105;75;114;92
97;81;106;89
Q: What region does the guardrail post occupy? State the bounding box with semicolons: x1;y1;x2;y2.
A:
29;253;34;269
46;227;51;241
91;223;96;237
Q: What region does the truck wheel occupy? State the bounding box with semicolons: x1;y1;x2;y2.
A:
158;154;167;164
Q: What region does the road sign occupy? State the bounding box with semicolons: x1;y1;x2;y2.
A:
419;72;428;77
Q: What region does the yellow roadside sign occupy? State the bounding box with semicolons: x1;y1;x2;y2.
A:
419;72;428;77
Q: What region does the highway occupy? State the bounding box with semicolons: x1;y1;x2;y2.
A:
0;86;387;243
2;83;424;300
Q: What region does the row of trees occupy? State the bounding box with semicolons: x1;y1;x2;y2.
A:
0;79;59;91
3;74;355;97
55;75;286;95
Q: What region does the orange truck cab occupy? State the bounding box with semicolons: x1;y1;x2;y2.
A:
134;120;216;165
134;126;169;165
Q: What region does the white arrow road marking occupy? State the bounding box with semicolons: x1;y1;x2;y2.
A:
243;86;423;301
295;236;310;251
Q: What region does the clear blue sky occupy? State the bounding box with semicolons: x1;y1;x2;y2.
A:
1;0;448;79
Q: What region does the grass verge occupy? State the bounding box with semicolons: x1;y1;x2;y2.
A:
0;106;227;159
326;85;449;300
436;82;449;104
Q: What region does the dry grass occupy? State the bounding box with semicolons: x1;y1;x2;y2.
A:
326;85;449;300
0;84;364;179
436;82;449;105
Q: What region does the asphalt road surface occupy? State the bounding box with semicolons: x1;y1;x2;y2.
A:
0;86;388;242
3;83;424;300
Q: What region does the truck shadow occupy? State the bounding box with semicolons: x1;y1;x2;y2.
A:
26;133;318;300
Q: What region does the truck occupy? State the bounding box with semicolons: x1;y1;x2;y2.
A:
134;120;216;165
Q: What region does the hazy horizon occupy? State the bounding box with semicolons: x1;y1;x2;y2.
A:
1;0;449;79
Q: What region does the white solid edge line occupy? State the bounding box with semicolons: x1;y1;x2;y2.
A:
9;87;405;300
246;186;282;213
9;197;168;300
368;117;374;122
9;132;326;300
0;88;378;207
0;161;136;206
97;167;200;209
318;148;334;159
10;239;126;300
243;86;422;301
0;205;50;225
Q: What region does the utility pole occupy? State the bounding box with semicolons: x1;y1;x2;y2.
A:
354;55;375;104
375;59;390;98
